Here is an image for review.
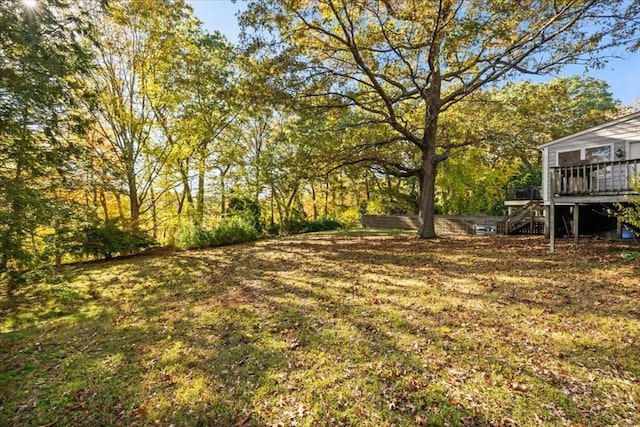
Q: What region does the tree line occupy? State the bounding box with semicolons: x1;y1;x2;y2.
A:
2;0;639;293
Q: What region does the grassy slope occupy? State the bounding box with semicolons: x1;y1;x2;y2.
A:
1;231;638;426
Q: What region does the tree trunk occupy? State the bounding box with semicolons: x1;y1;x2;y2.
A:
418;100;440;238
324;175;330;217
310;182;318;219
115;192;124;219
127;167;140;222
196;169;205;225
285;185;299;219
99;188;109;222
270;186;275;227
176;189;187;216
418;153;437;238
179;161;194;217
254;162;261;204
196;150;207;226
220;174;227;217
150;187;158;239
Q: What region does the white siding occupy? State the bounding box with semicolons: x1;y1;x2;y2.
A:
540;114;640;203
630;141;640;159
541;147;549;203
546;116;640;167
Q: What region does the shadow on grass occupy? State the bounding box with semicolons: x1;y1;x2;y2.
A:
1;232;638;426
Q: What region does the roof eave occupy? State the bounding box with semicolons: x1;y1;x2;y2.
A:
536;110;640;151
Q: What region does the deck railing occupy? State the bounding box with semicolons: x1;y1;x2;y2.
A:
551;158;640;196
505;186;541;201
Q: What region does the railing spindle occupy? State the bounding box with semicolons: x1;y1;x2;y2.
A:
550;159;640;195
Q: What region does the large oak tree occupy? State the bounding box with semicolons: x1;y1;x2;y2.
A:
241;0;640;237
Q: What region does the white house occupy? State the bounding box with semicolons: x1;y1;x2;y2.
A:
537;111;640;239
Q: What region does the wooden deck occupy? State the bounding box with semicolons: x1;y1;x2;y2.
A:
551;158;640;196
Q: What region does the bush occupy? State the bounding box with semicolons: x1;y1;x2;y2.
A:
621;251;639;261
305;217;343;232
278;215;343;235
614;184;640;240
174;223;214;249
79;220;154;259
281;209;309;234
212;216;259;246
339;208;362;228
265;222;281;236
174;217;259;249
228;196;262;232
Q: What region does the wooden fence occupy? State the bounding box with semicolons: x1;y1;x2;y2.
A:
361;215;504;235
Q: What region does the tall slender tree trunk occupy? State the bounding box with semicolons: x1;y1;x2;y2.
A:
324;175;329;217
176;190;187;216
214;164;232;219
115;192;124;219
219;174;227;217
254;163;261;204
127;167;140;222
150;187;158;239
272;185;284;223
99;188;110;222
196;170;205;225
310;183;318;219
84;185;91;216
270;185;276;226
196;148;207;226
285;186;299;219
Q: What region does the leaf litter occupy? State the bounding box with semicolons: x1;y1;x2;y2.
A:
1;232;639;426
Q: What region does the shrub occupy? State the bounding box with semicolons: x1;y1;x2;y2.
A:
228;196;262;232
281;209;309;234
174;217;259;249
174;223;214;249
79;220;154;259
621;251;639;261
278;215;343;235
339;208;362;228
305;217;343;232
614;183;640;240
265;222;281;236
212;216;259;246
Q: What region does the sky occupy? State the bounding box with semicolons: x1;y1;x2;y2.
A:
186;0;640;107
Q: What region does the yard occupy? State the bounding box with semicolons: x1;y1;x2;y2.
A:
1;231;638;426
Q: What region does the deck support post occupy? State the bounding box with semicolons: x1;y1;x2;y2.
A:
549;178;556;253
544;205;550;238
617;217;623;238
529;205;535;235
573;203;579;244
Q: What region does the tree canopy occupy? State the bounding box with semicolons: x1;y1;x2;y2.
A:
0;0;99;293
240;0;640;237
1;0;639;293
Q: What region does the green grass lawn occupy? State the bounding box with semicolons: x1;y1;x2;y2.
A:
1;231;639;426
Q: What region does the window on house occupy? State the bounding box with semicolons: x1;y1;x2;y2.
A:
558;150;581;165
585;145;612;163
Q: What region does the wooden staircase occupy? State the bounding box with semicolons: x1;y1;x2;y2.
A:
499;200;545;235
